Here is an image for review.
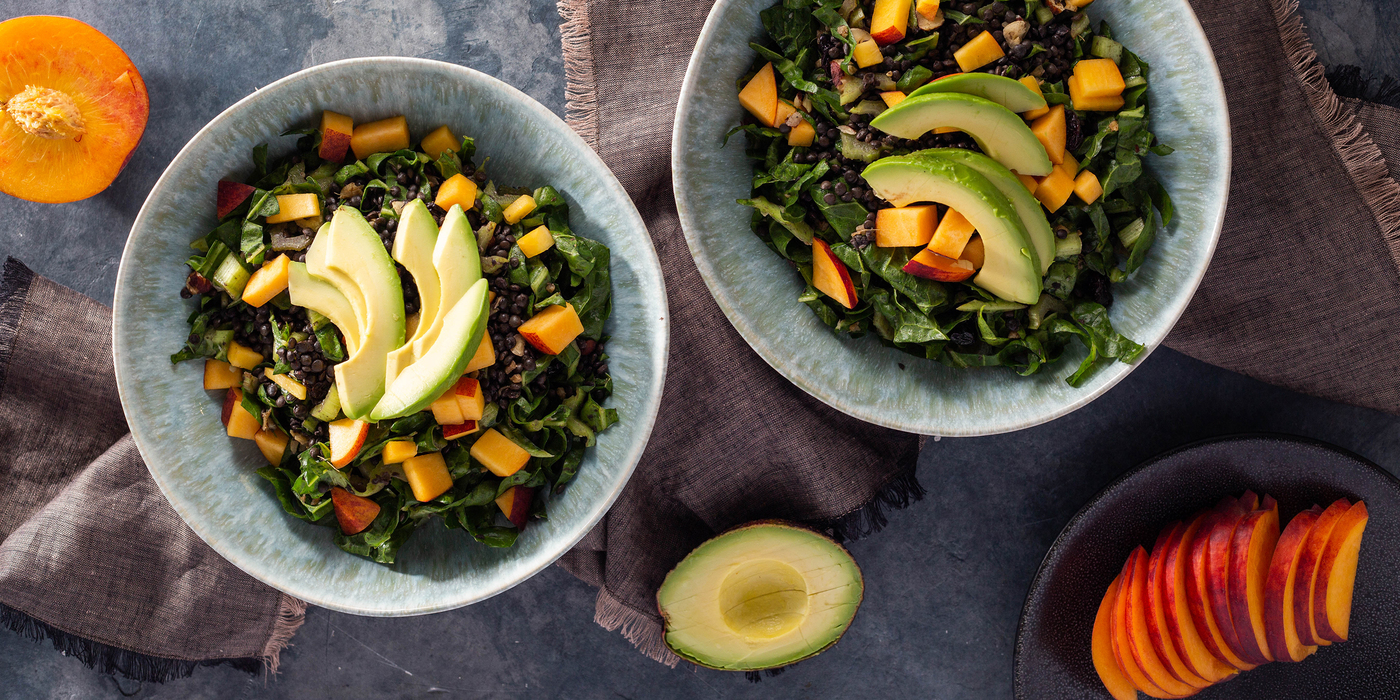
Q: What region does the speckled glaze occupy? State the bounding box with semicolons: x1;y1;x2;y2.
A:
673;0;1229;436
112;58;667;616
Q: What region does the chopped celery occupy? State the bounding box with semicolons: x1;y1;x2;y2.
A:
840;131;881;162
1070;12;1091;37
1091;36;1123;64
1118;217;1146;248
850;99;888;117
1055;231;1083;260
1034;6;1054;25
210;253;250;298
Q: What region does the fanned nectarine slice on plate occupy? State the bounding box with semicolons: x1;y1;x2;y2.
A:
1314;501;1369;643
1292;498;1351;647
1202;491;1271;666
1145;523;1213;689
1094;574;1139;700
1112;550;1173;698
1186;497;1258;672
1122;546;1201;697
1227;495;1280;664
1264;506;1323;662
1161;513;1239;682
0;16;148;202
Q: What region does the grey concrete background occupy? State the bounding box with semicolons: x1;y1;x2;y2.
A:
0;0;1395;697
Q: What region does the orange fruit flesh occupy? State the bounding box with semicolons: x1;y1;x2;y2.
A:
1093;574;1138;700
0;16;149;203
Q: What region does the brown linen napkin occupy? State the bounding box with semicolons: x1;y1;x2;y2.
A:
555;0;1400;666
0;258;303;681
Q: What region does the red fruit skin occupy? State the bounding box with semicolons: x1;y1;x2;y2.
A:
505;487;533;530
216;180;255;218
221;387;239;426
331;487;381;535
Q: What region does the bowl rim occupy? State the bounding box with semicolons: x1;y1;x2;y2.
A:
112;56;668;615
671;0;1231;437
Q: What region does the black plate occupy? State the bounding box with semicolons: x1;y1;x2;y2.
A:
1014;434;1400;698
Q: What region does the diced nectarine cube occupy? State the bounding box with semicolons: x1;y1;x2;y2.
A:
1074;170;1103;204
916;0;941;20
495;486;533;529
331;486;380;535
1035;165;1076;213
471;429;531;477
351;115;410;160
225;390;261;440
434;173;478;212
442;421;480;440
226;340;264;370
421;125;459;159
464;330;496;373
241;254;291;308
1060;151;1080;177
263;367;306;401
927;208;976;259
1031;105;1066;165
788;119;816;147
871;0;912;45
217;180;255;218
812;239;858;309
1074;58;1126;99
402;452;453;502
319;111;353;162
254;428;289;465
880;91;907;108
518;303;585;355
1019;76;1050;119
954;30;1004;72
203;359;243;390
502;195;537;224
381;440;417;464
902;249;975;282
774;100;796;127
875;205;938;247
1068;76;1126;112
431;389;465;426
738;63;778;127
1016;172;1041;194
853;39;883;68
454;377;486;421
961;235;985;270
328;418;369;468
264;194;321;225
518;226;555;258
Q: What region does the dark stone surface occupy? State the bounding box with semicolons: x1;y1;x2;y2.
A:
0;0;1396;697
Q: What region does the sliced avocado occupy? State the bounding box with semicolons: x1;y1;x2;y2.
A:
869;93;1053;176
909;73;1047;113
307;207;406;420
288;261;362;355
657;521;863;671
929;148;1054;274
384;199;442;382
370;278;489;421
411;204;481;359
863;152;1042;303
310;384;341;422
304;222;366;326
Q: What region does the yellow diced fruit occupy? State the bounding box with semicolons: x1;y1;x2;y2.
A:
518;303;585;356
434;173;478;212
870;0;912;45
1034;165;1076;213
1068;75;1126;111
318;111;353;160
788;119;816;147
264;193;321;224
381;440;417;464
961;235;986;269
430;389;465;426
496;486;523;520
927;208;977;259
263;367;307;401
880;91;907;108
503;195;537;225
916;0;941;20
464;330;496;373
1061;151;1079;177
421;125;459;159
254;428;289;465
875;205;938;247
470;429;531;477
1073;58;1126;99
518;226;556;258
454;377;486;421
226;340;264;370
853;39;884;69
203;359;242;390
350;115;410;161
1019;76;1050;119
954;30;1005;72
1016;172;1040;193
1031;104;1066;165
402;452;453;502
241;254;291;308
1074;169;1103;204
738;63;779;127
320;110;352;136
774;100;796;127
225;390;261;440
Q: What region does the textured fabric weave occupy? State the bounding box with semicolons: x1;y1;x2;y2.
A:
0;258;303;680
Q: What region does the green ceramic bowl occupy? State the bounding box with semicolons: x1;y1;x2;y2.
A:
113;58;667;615
674;0;1228;436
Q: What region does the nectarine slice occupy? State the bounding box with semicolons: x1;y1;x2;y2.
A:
1094;574;1139;700
1162;513;1238;682
318;110;353;162
1313;500;1369;643
870;0;912;45
1112;550;1171;697
1145;523;1212;688
738;63;778;127
1293;498;1351;646
1186;498;1257;672
1226;497;1280;664
1203;491;1267;665
328;418;368;468
217;180;255;218
812;239;859;309
495;486;533;530
1264;506;1322;662
330;486;380;535
903;248;975;282
0;16;149;203
1123;546;1202;696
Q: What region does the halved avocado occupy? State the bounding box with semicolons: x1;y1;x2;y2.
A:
863;152;1042;303
384;199;441;382
909;72;1047;113
412;204;481;360
930;148;1054;274
869;92;1053;176
287;261;362;355
657;521;863;671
